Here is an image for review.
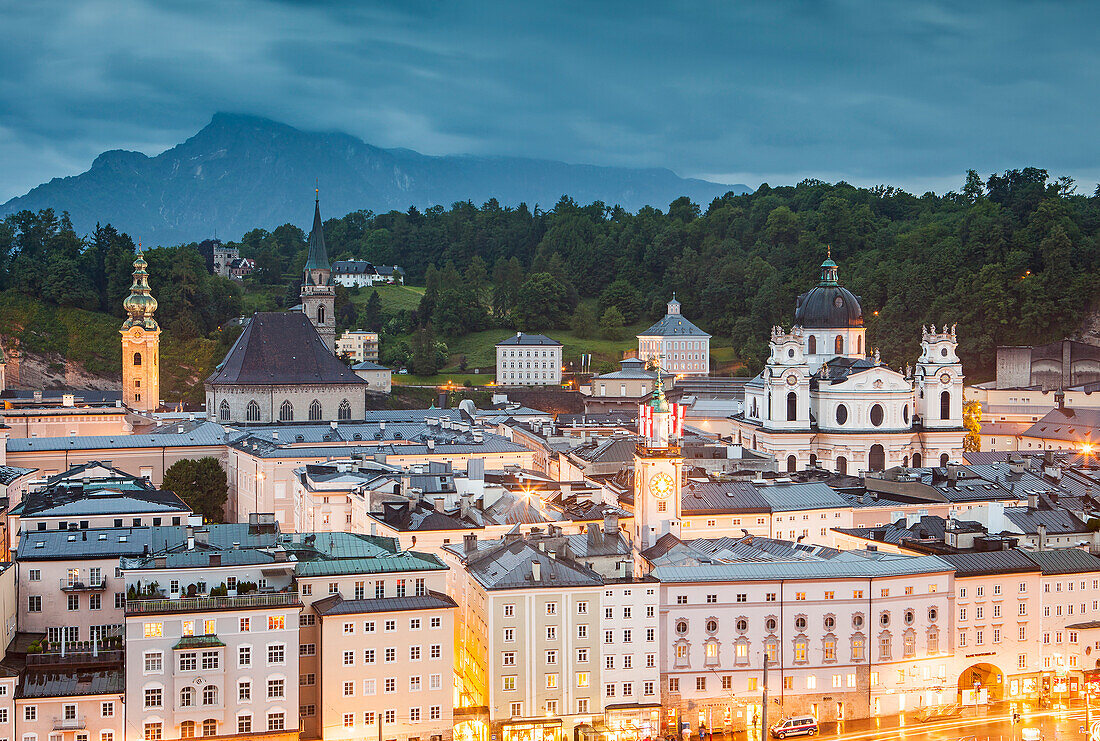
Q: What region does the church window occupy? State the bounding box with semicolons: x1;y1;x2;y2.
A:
309;400;323;421
836;456;848;475
870;404;884;427
808;336;817;354
338;400;352;420
835;404;848;425
246;401;260;422
940;391;950;420
940;453;949;467
786;392;797;422
219;401;230;422
809;453;817;468
134;352;142;366
869;444;885;472
835;335;844;355
279;400;294;422
903;404;910;424
786;455;797;473
912;452;922;468
317;305;326;325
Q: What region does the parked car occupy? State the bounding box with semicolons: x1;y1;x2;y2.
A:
1020;729;1042;741
770;716;818;738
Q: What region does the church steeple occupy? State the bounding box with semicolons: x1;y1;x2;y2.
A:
304;190;331;276
300;190;336;351
818;246;839;286
120;246;161;412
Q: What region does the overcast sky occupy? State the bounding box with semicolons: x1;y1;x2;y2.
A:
2;0;1099;202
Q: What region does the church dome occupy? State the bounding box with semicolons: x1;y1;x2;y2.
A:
794;256;863;329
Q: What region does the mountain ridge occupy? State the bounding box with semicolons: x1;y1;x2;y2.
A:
2;113;749;243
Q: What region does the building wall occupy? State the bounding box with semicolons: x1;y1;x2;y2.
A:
17;557;125;641
124;602;301;741
336;332;380;363
637;337;709;377
496;345;562;387
0;411;130;440
121;326;160;413
16;692;123;741
206;384;368;425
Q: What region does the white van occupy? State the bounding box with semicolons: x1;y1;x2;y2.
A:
770;716;818;738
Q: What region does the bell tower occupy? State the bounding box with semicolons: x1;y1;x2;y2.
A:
301;191;336;351
120;248;161;412
914;323;964;429
634;370;684;550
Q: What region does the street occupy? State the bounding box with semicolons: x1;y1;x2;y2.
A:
807;707;1091;741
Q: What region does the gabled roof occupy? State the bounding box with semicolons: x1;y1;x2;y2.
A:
938;550;1042;577
1023;407;1100;442
332;260;376;274
449;538;603;589
206;312;367;386
352;361;389;371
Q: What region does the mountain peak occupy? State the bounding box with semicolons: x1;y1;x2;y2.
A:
2;115;750;242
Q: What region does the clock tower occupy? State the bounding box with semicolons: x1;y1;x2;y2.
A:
634;373;683;549
120;249;160;413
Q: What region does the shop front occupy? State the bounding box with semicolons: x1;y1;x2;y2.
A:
604;704;661;741
502;719;563;741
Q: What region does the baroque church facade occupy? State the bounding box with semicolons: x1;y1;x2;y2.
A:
732;255;965;474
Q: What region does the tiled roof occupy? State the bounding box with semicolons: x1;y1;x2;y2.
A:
314;591;456;615
496;333;562;347
0;465;34;485
1023;407;1100;442
206;312;367;386
453;538;604;589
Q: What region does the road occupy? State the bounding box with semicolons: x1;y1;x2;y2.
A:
811;707;1091;741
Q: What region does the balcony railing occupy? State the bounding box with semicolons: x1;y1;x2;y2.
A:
125;591;300;614
27;650;124;668
53;715;86;731
60;577;107;591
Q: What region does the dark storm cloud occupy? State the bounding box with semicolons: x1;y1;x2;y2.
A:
3;0;1100;201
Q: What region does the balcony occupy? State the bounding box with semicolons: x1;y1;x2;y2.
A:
53;715;86;731
60;577;107;591
27;650;124;669
125;591;300;615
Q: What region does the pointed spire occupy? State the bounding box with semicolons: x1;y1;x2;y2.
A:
304;190;331;273
122;243;158;330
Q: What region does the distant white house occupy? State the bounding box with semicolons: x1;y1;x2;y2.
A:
352;360;392;393
496;333;563;386
331;260;405;287
336;330;379;363
637;295;711;376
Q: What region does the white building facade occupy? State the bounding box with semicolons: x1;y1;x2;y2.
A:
496;334;563;387
637;297;710;377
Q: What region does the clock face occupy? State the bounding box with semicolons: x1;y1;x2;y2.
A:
650;472;675;500
940;372;951;384
786;374;798;386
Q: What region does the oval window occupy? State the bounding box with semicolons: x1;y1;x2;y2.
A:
706;619;718;633
880;612;890;627
904;610;915;626
941;347;948;357
788;348;795;358
853;615;864;629
794;617;807;630
675;620;688;635
928;607;938;622
765;618;777;632
836;404;848;425
736;619;747;632
903;405;910;424
824;616;835;630
870;403;884;426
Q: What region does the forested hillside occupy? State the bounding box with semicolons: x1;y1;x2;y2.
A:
1;168;1098;395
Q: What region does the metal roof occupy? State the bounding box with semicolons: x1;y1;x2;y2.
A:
651;554;952;582
756;482;850;511
19;670;123;699
638;313;710;338
938;550;1042;577
295;553;445;577
314;591;456;615
7;422;228;452
680;481;771;515
1024;548;1100;575
496;333;562;346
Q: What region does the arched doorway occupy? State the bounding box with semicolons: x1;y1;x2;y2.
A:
958;663;1003;702
869;444;885;471
912;452;922;468
940;453;950;467
786;455;797;473
836;456;847;475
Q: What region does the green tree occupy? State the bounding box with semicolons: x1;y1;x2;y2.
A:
571;304;597;338
410;324;440;376
513;272;576;331
162;457;228;523
363;290;383;331
600;306;626;341
598;280;641;323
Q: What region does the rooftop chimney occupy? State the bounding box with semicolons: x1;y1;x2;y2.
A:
463;533;477;553
531;561;541;582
